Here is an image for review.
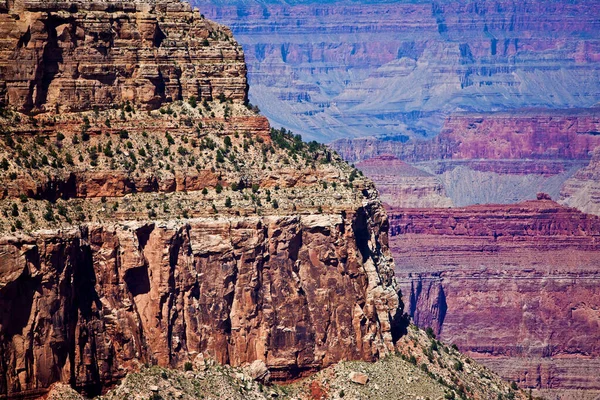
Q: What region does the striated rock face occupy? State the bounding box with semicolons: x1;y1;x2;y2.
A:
388;200;600;395
194;0;600;142
0;207;400;396
0;1;403;398
332;111;600;164
561;149;600;216
356;155;452;208
0;0;247;113
333;111;600;206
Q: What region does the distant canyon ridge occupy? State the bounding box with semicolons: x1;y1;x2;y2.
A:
194;0;600;142
194;1;600;399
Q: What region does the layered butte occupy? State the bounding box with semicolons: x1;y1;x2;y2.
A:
0;1;403;397
332;110;600;207
388;199;600;399
194;0;600;141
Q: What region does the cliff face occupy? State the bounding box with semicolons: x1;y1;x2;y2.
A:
332;111;600;206
0;0;247;113
0;1;402;397
388;200;600;395
0;208;399;396
193;0;600;142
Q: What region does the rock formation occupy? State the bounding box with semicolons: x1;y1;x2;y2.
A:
561;148;600;216
333;111;600;206
0;1;402;397
194;0;600;142
0;0;247;113
388;199;600;398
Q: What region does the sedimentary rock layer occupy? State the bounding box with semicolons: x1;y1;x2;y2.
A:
561;149;600;216
194;0;600;141
334;111;600;206
0;206;400;396
0;1;403;397
332;111;600;164
388;200;600;394
356;155;452;208
0;0;247;113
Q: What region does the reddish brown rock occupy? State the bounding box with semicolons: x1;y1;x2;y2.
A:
387;200;600;395
0;0;248;113
0;1;403;398
0;208;400;396
332;111;600;166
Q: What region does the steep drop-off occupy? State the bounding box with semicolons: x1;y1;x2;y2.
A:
194;0;600;141
388;199;600;398
0;1;402;397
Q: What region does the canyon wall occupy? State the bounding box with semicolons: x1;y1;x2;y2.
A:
0;207;400;396
0;1;402;397
388;199;600;397
194;0;600;142
0;0;247;113
356;155;453;208
334;111;600;206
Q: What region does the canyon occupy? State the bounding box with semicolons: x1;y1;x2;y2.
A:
194;0;600;142
388;199;600;399
191;1;600;398
335;110;600;207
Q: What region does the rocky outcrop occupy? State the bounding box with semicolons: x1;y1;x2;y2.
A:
356;155;452;208
0;0;247;113
388;200;600;395
0;0;403;398
0;208;400;396
332;111;600;164
194;0;600;142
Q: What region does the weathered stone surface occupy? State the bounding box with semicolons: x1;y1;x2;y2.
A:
348;371;369;385
247;360;270;383
561;148;600;216
388;200;600;394
0;1;403;398
0;209;400;396
332;111;600;164
334;111;600;206
0;0;248;113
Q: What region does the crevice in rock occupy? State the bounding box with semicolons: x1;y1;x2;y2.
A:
17;26;31;49
33;16;64;111
153;24;166;48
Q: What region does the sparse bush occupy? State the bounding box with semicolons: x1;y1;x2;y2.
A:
184;362;193;371
454;360;463;371
426;327;436;339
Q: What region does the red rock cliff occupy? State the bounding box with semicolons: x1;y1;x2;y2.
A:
0;1;402;397
387;200;600;396
0;0;248;113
